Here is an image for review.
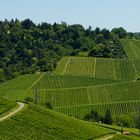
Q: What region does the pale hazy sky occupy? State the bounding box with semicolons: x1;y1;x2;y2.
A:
0;0;140;32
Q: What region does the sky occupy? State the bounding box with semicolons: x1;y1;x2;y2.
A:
0;0;140;32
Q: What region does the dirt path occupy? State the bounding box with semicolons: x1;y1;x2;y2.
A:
103;135;113;140
0;102;25;121
95;134;114;140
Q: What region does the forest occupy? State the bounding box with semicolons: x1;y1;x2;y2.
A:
0;19;134;82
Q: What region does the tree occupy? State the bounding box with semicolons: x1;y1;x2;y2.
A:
91;110;100;122
21;19;35;29
0;18;128;83
104;109;113;124
111;27;127;38
0;68;6;82
84;113;92;121
95;27;100;35
115;115;133;128
95;34;105;44
101;28;110;39
45;102;53;110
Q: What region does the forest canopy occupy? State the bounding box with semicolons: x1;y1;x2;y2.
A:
0;19;134;82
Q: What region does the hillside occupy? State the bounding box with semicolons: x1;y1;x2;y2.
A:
0;103;113;140
54;56;139;80
25;56;140;118
0;74;41;100
0;19;128;83
121;39;140;59
1;55;140;119
0;39;140;139
30;81;140;118
0;98;16;115
121;39;140;77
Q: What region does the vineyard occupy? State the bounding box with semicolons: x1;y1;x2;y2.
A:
29;80;140;118
0;74;42;100
0;98;16;115
54;56;139;81
121;39;140;59
25;56;140;118
121;39;140;78
0;43;140;140
1;55;140;119
35;75;120;89
0;104;113;139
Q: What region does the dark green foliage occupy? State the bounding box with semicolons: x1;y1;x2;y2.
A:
24;96;33;102
84;113;92;121
91;110;100;122
0;19;130;82
115;115;133;128
111;27;127;38
104;109;113;125
45;102;53;110
84;110;101;122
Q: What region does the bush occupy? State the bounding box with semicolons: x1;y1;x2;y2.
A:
115;115;133;128
24;97;33;102
45;102;53;110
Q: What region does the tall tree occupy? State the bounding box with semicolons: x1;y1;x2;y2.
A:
104;109;113;125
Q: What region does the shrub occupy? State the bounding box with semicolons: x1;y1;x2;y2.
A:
45;102;53;110
24;97;33;102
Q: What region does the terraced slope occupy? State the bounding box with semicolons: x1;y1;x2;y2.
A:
29;81;140;118
121;39;140;77
121;39;140;59
54;56;137;81
0;104;113;140
0;74;42;100
0;98;16;115
27;56;140;118
35;75;120;89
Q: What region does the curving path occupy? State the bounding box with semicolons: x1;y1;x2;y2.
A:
0;102;25;121
102;135;113;140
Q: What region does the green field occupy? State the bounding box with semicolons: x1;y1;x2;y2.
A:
0;104;114;140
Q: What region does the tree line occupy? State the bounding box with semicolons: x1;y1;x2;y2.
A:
0;19;135;83
84;109;140;135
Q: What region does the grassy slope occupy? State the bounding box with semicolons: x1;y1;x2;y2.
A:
0;74;41;100
0;104;114;140
0;98;16;115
